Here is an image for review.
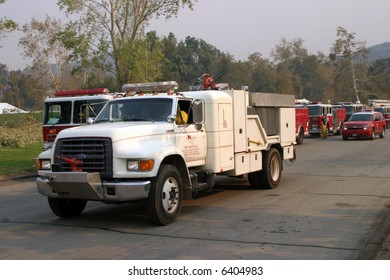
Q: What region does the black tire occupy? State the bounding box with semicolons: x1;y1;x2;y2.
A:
370;128;375;140
342;135;348;141
296;127;304;145
248;148;282;189
380;128;385;138
48;198;87;218
147;165;183;225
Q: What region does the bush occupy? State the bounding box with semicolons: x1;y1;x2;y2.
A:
0;113;42;148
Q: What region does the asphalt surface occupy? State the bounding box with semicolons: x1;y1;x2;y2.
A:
1;170;390;260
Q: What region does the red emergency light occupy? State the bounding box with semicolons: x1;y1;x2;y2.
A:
54;88;109;97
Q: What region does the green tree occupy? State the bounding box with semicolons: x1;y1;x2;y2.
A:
246;52;276;92
271;38;307;96
2;70;46;111
57;0;196;87
177;36;224;86
368;58;390;99
160;33;185;83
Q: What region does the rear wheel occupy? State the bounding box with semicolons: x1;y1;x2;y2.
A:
296;127;304;145
48;198;87;218
248;148;282;189
147;165;183;225
380;128;385;138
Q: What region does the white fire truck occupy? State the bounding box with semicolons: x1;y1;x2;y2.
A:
36;81;296;225
42;88;115;150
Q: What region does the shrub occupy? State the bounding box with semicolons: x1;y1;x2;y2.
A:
0;113;42;148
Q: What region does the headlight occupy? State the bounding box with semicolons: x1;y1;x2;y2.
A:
37;159;51;170
364;124;370;129
127;159;154;171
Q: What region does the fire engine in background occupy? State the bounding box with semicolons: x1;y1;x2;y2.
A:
368;99;390;128
331;105;347;135
294;105;309;145
339;102;365;122
307;102;346;136
36;80;296;225
42;88;115;150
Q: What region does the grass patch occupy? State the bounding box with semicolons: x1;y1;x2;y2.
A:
0;142;42;176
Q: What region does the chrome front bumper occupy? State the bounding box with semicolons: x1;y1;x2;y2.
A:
37;172;151;202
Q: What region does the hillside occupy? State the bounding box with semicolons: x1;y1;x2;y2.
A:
368;42;390;61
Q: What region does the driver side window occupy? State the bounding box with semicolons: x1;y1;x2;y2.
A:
176;100;193;125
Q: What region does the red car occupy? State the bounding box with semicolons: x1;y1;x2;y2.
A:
342;111;386;140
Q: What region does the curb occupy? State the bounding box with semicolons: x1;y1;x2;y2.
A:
0;173;37;182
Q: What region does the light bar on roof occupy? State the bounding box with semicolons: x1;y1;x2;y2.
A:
122;81;178;93
54;88;109;97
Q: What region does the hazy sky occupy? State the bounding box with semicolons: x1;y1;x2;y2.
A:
1;0;389;70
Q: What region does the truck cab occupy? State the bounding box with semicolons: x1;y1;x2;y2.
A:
42;88;114;150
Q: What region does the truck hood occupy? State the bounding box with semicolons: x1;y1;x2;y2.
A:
56;121;172;143
344;120;370;127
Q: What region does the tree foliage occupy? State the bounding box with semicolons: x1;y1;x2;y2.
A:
330;26;370;103
3;22;390;110
57;0;196;87
19;16;72;92
0;0;18;47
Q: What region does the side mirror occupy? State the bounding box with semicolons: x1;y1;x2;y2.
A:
192;99;205;124
167;115;176;123
86;117;95;125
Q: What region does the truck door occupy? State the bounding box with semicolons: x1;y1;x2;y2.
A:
174;100;206;167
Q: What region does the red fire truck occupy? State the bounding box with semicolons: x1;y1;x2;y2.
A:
307;103;346;136
42;88;115;150
368;99;390;128
295;105;309;144
332;105;347;135
307;103;332;136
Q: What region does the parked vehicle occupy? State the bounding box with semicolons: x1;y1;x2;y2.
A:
341;102;365;122
341;111;386;140
42;88;115;150
36;80;296;225
332;106;346;135
295;106;309;145
373;106;390;129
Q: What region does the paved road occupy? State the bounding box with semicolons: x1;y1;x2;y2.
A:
1;135;390;260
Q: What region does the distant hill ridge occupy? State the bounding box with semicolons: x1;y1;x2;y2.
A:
368;42;390;61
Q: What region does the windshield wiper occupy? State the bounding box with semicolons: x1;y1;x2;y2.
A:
123;118;155;122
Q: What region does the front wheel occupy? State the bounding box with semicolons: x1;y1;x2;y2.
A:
48;198;87;218
147;165;183;225
370;128;375;140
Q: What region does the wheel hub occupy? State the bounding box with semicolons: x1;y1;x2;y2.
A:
162;178;179;213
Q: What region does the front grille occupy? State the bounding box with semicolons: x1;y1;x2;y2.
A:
54;138;113;179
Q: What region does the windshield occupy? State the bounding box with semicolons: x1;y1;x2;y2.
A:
307;105;321;116
44;101;72;125
349;114;373;121
374;107;384;113
95;98;173;123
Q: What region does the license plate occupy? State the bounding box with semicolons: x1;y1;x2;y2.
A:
352;134;357;136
